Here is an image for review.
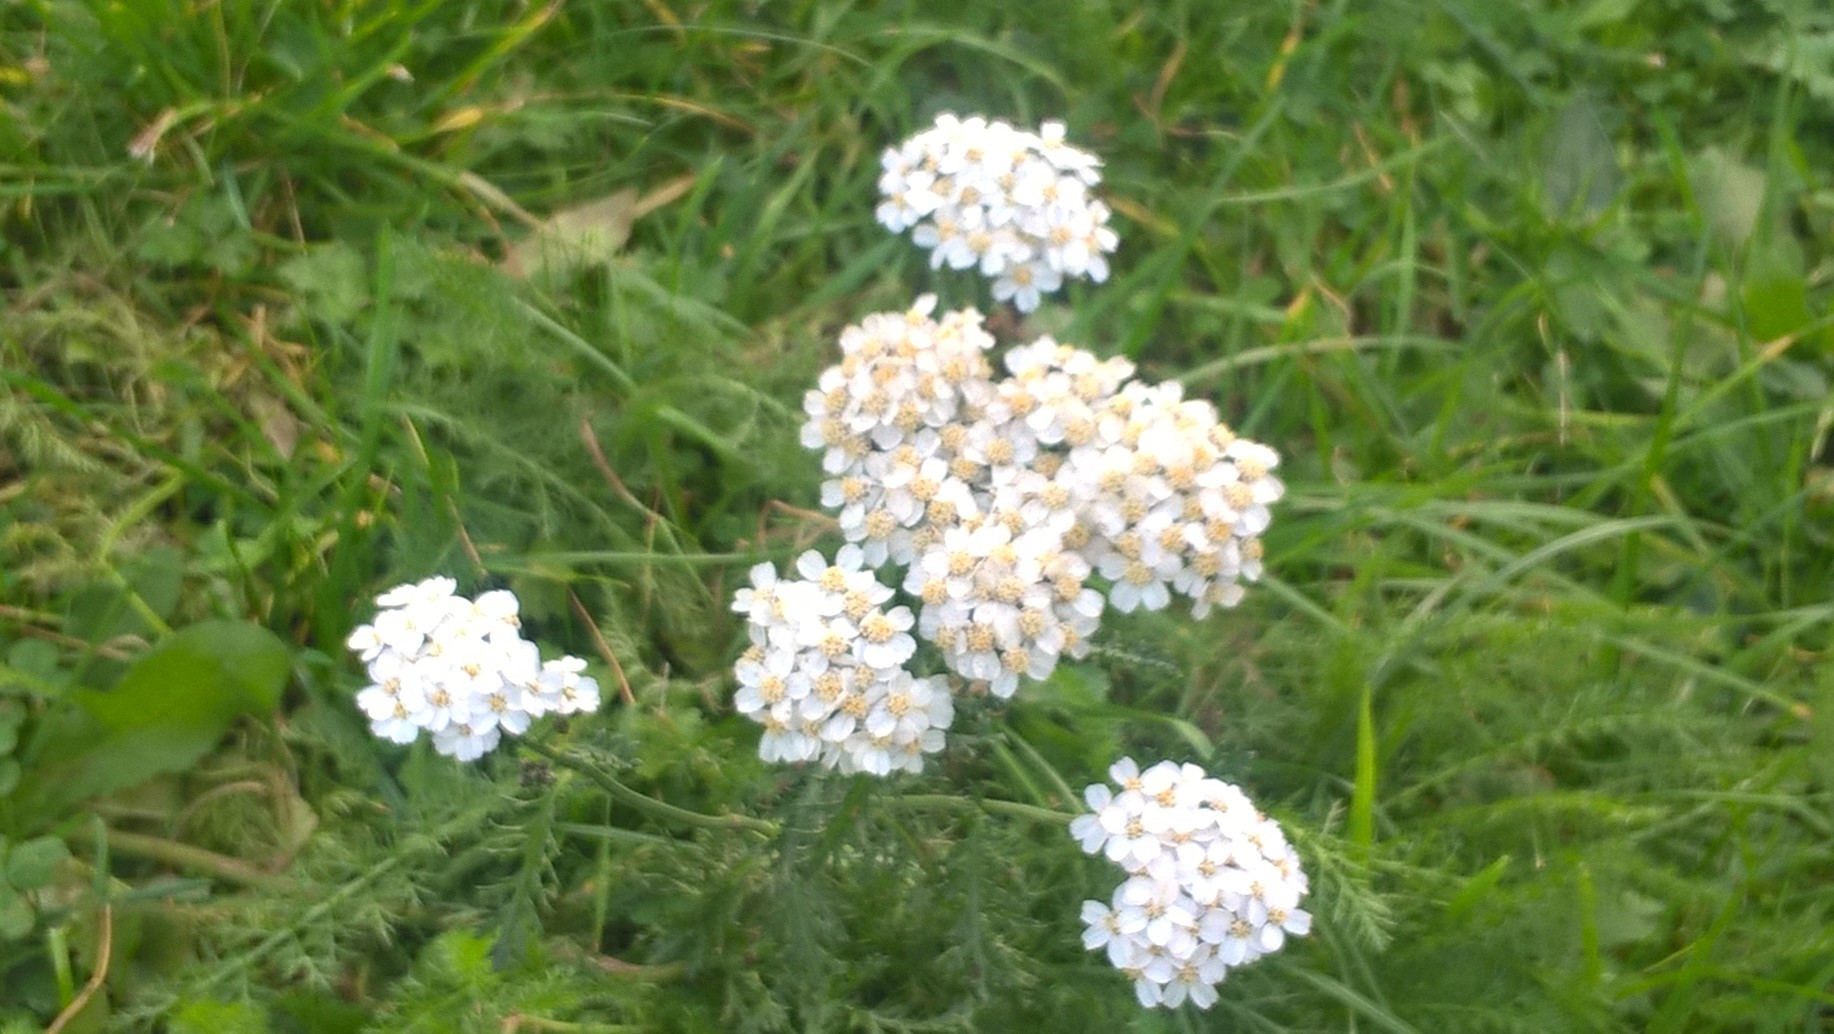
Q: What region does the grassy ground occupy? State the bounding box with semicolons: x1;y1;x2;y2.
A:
3;0;1833;1030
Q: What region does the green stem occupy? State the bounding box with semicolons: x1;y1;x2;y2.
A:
45;924;74;1005
1000;727;1079;807
1349;679;1377;859
521;739;778;838
889;793;1074;827
105;829;294;892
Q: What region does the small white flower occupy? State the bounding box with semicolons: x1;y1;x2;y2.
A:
1080;899;1133;967
540;655;602;716
466;589;522;639
346;623;387;663
356;680;424;744
376;576;457;609
990;260;1062;314
432;719;500;762
856;606;918;670
733;648;803;722
1071;783;1114;854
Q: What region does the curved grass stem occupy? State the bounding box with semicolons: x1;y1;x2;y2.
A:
888;793;1074;827
521;738;778;838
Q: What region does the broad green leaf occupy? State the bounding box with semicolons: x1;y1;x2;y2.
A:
62;547;183;645
129;547;186;624
5;639;61;688
0;885;32;940
1542;94;1620;220
63;582;140;647
1742;241;1814;344
1689;147;1766;250
14;621;291;824
1596;889;1666;949
1761;30;1834;104
4;835;68;890
75;620;290;733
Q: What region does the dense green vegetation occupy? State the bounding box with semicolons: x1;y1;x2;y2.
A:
3;1;1832;1030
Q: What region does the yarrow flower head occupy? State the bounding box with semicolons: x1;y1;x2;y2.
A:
731;546;953;775
742;297;1285;774
347;577;600;761
1070;758;1311;1009
877;114;1119;312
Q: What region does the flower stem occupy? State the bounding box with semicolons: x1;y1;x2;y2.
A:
521;738;778;838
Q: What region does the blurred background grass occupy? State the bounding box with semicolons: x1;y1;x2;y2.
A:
2;0;1832;1031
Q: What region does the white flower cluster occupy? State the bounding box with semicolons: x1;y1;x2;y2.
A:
348;577;601;761
1071;758;1311;1010
735;298;1283;773
807;298;1281;684
876;114;1118;312
732;546;953;775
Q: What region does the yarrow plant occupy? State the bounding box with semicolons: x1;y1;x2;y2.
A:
1071;758;1312;1009
725;111;1312;1012
876;114;1119;312
348;577;601;760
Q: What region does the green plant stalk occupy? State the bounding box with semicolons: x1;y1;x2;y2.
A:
515;299;638;395
1350;679;1376;858
45;923;75;1006
889;794;1073;827
1284;962;1425;1034
97;474;187;638
989;738;1051;808
1578;863;1603;992
1002;726;1079;808
1606;291;1693;672
520;738;778;838
104;829;294;892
